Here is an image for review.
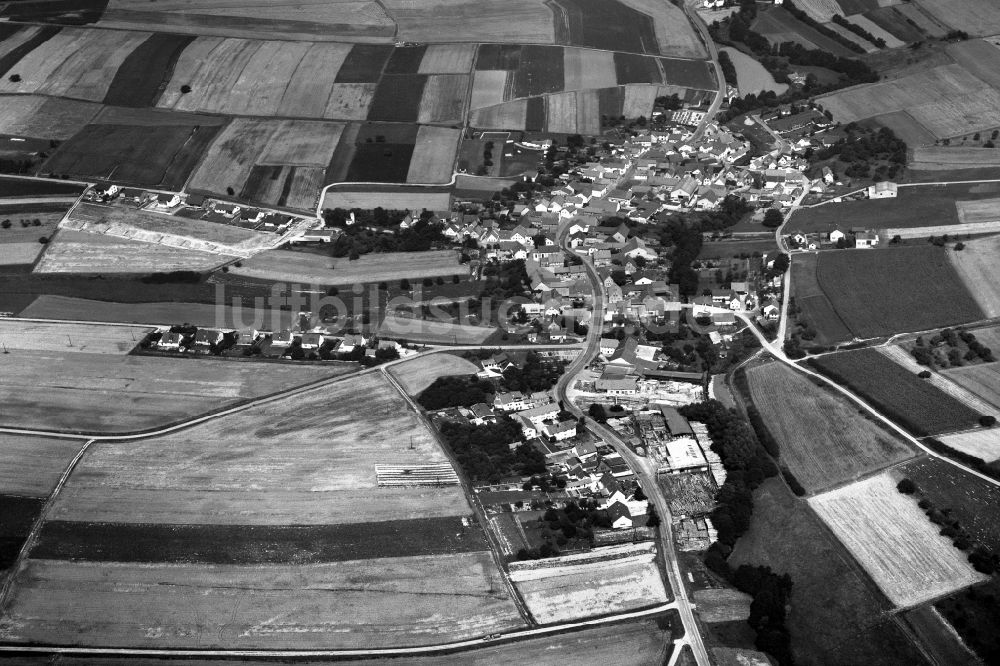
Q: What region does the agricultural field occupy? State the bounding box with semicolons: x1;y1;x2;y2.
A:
0;435;84;497
230;249;462;285
814;246;984;340
789;252;853;345
810;348;987;436
817;63;1000;140
0;177;82;198
41;107;225;189
0;351;352;433
0;319;148;354
945;39;1000;90
388;353;479;395
791;0;842;23
405;126;462;183
0;95;102;140
33;230;235;274
809;473;988;607
508;543;669;623
914;0;1000;37
387;0;554;44
912;146;1000;171
379;313;496;345
730;478;930;666
949;234;1000;317
692;588;751;623
938;430;1000;463
877;345;996;416
720;47;787;96
746;362;915;493
321;189;451;211
753;7;855;57
941;361;1000;412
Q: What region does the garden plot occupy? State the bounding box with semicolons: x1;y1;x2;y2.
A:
949;234;1000;318
0;435;84;497
388;353;479;395
0;319;148;354
810;473;988;607
231;249;461;285
509;543;668;623
0;95;101;140
33;230;234;274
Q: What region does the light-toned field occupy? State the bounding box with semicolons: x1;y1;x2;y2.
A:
0;242;43;265
721;47;788;96
746;362;915;493
277;44;353;116
380;313;495;344
418;44;476;74
19;295;295;330
388;353;479;395
231;249;461;285
417;75;469;124
878;345;997;416
405;125;460;185
0;26;44;61
189;118;286;194
912;146;1000;170
546;92;577;134
469;71;508;110
321;189;451;210
386;0;555;44
942;363;1000;413
0;319;149;355
563;48;617;91
324;83;377;120
0;28;150;102
49;372;470;524
791;0;842;22
259;121;342;166
622;86;658;119
0;435;84;497
846;14;905;48
0;95;103;140
509;543;668;624
692;588;752;623
870;110;936;148
809;473;988;607
575;90;600;134
0;350;351;433
945;39;1000;90
34;230;233;274
69;202;267;248
956;198;1000;224
0;554;523;648
949;234;1000;317
617;0;706;58
914;0;1000;37
818;64;1000;139
938;429;1000;463
470;100;528;130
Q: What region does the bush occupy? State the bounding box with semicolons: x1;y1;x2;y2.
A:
918;370;932;379
896;478;917;494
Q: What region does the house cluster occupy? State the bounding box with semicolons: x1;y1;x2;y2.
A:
787;227;880;251
592;337;707;398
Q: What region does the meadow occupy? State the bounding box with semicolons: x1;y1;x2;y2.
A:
388;353;479;395
720;47;787;96
746;362;915;494
230;249;462;285
809;473;988;607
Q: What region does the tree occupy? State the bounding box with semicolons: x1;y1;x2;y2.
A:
399;278;411;290
226;186;234;196
8;74;20;83
897;478;917;494
646;505;660;527
918;370;932;379
180;84;192;94
980;415;997;427
762;208;784;228
38;236;48;244
0;219;9;229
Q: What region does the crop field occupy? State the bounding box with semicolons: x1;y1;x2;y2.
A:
563;48;617;91
386;0;555;44
730;478;932;666
509;543;668;623
0;351;351;433
915;0;1000;36
34;230;234;274
693;589;751;623
865;110;936;147
938;429;1000;463
379;313;496;345
846;14;904;48
893;1;950;37
0;319;148;354
102;33;195;107
388;353;479;395
949;234;1000;317
0;243;44;266
790;252;853;345
470;100;528;130
0;554;524;648
863;6;928;44
418;44;476;74
658;472;716;516
811;349;986;436
815;246;983;339
753;7;854;57
405;126;461;183
747;362;915;493
0;95;102;140
231;249;461;285
0;435;83;497
416;75;469;124
793;0;842;22
878;346;996;415
321;189;451;211
950;39;1000;88
367;75;427;122
810;473;988;607
817;64;1000;140
942;361;1000;413
912;146;1000;171
48;372;468;525
42;108;224;189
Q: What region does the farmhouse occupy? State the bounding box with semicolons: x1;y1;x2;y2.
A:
606;501;634;529
855;231;879;249
867;181;898;199
543;420;577;442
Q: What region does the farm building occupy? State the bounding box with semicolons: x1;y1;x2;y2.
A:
867;182;898;199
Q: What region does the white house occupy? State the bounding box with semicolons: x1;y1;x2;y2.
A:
855;231;879;248
867;181;897;199
829;229;845;244
543;420;577;442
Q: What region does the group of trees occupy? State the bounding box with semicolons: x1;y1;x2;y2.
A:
816;126;907;181
831;14;885;48
1;218;42;229
480;258;531;302
438;417;545;483
320;208;445;258
911;328;995;369
502;352;566;392
732;565;795;666
418;375;495;410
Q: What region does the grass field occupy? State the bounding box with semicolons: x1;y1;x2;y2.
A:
231;249;462;285
34;230;234;274
509;543;668;623
721;47;787;96
0;435;83;497
810;473;988;607
787;189;971;234
0;95;103;141
0;242;44;266
747;362;915;493
0;319;147;354
811;348;987;436
49;372;470;525
912;146;1000;171
380;313;496;345
789;252;853;344
815;246;984;339
949;234;1000;317
0;351;352;433
0;553;524;648
388;353;479;395
729;477;929;666
321;189;451;211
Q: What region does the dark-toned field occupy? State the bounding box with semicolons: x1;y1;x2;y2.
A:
0;495;43;571
790;252;854;344
660;57;716;89
510;45;565;98
525;96;546;131
0;0;106;25
788;192;959;234
614;52;662;85
0;176;84;197
334;44;393;84
549;0;659;54
367;75;427;122
345;123;419;182
384;45;427;74
815;246;983;339
102;33;194;107
475;44;522;71
810;348;986;436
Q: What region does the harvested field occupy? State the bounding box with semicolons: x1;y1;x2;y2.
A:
387;0;554;44
406;126;460;184
417;75;469;124
103;33;194;107
49;372;470;525
323;83;377;121
956;198;1000;226
914;0;1000;37
721;47;787;96
693;588;751;623
380;313;495;345
815;246;983;339
616;0;705;57
509;543;668;623
563;48;617;91
0;435;83;497
658;472;717;515
0;319;147;354
949;234;1000;317
470;100;528;130
279;44;352;117
0;554;523;648
622;86;658;120
793;0;843;22
321;189;450;211
388;353;479;395
0;95;102;140
810;349;986;436
747;362;915;493
0;243;43;265
817;64;1000;140
937;430;1000;463
790;252;853;345
34;230;233;274
810;473;988;607
418;44;476;74
0;350;350;433
730;478;933;666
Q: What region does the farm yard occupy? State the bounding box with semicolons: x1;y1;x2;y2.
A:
508;543;669;623
809;473;988;608
746;362;915;494
230;249;463;286
33;230;235;274
810;348;987;437
379;314;497;345
949;234;1000;317
388;353;479;395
